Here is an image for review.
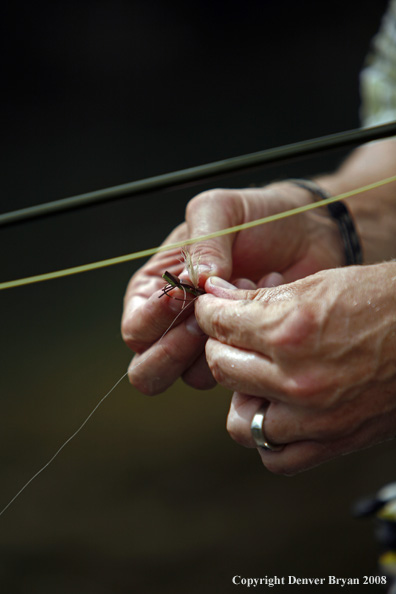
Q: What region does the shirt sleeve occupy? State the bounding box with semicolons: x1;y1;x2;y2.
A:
360;0;396;127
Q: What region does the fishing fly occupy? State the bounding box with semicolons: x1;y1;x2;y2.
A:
159;247;205;300
160;271;205;299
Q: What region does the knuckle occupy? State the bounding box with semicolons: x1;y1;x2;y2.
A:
207;357;226;385
286;364;343;409
284;374;321;401
129;373;161;396
210;308;228;342
281;375;331;409
186;188;228;216
121;316;141;352
160;340;185;367
226;408;252;448
205;340;229;385
121;316;134;346
271;304;318;352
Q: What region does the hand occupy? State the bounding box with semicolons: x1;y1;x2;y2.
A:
195;263;396;474
121;224;214;394
183;183;346;284
122;183;346;394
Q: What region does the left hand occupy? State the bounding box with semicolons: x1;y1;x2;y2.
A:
121;224;214;394
195;262;396;474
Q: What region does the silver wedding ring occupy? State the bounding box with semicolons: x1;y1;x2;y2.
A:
250;407;283;452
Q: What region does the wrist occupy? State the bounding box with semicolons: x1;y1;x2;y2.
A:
262;180;346;271
313;141;396;264
285;179;363;266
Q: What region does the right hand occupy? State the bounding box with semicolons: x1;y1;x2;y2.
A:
121;182;346;394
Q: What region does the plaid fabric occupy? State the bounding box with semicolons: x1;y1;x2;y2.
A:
360;0;396;126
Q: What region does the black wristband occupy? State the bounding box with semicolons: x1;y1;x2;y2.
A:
286;179;363;265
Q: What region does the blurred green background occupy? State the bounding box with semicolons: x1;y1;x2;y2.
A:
0;1;394;592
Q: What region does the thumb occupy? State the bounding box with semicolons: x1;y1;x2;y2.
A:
203;276;257;301
185;189;244;282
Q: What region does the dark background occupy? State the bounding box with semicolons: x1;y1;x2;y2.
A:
0;1;394;593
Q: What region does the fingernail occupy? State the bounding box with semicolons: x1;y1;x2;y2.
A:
234;278;257;289
258;272;285;288
207;277;237;290
185;314;205;336
180;263;213;282
197;264;214;275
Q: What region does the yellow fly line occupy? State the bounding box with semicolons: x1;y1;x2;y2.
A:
1;175;396;291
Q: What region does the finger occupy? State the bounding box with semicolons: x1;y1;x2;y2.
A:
226;393;332;475
205;338;322;406
122;224;192;347
182;351;217;390
122;287;198;353
257;272;285;288
204;275;294;302
232;278;257;289
226;392;270;448
195;293;258;350
205;339;281;397
226;393;358;449
263;388;396;445
258;414;394;476
196;291;283;355
128;313;207;395
198;279;305;356
258;441;330;475
227;393;396;475
185;189;246;280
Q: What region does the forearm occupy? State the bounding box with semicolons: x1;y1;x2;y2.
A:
315;139;396;264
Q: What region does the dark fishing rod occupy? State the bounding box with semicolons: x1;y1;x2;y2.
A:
2;121;396;228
